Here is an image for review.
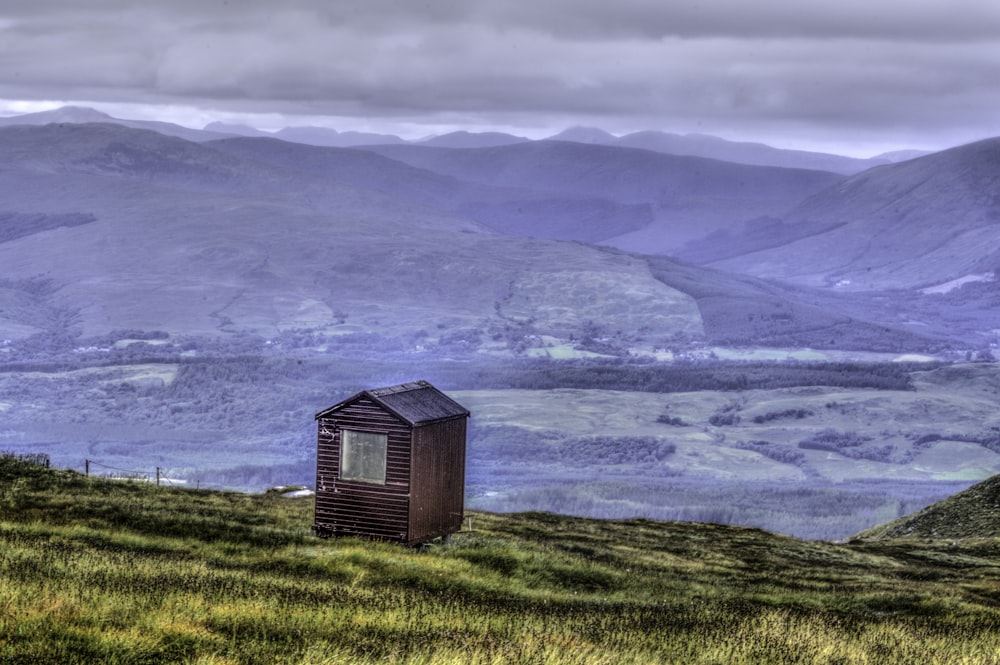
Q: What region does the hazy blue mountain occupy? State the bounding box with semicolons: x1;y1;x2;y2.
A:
274;126;405;147
693;138;1000;291
616;131;888;175
363;140;844;250
203;121;271;137
873;149;932;163
417;131;530;148
0;105;232;143
543;126;892;174
546;126;619;144
0;105;114;125
202;122;406;147
0;108;917;178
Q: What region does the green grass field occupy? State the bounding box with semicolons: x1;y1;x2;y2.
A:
3;456;1000;664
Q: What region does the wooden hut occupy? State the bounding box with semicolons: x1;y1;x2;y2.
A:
313;380;470;545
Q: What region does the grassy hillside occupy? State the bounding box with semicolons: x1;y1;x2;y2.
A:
856;473;1000;540
2;455;1000;664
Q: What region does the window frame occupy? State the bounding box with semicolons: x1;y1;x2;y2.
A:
339;428;388;485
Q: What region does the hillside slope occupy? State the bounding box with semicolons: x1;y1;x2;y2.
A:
645;255;941;350
856;473;1000;540
550;126;891;174
695;138;1000;291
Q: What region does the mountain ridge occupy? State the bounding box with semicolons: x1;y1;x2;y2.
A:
0;123;708;348
0;105;233;143
1;106;908;173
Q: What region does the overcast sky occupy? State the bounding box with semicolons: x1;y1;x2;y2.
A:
1;0;999;156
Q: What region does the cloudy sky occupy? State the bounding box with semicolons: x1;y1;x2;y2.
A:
1;0;999;156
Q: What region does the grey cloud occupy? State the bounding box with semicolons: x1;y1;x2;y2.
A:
6;0;1000;39
1;1;999;152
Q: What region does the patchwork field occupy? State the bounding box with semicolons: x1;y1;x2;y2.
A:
459;362;1000;483
1;353;997;540
457;363;1000;538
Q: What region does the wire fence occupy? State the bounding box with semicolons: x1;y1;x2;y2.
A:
2;451;309;493
84;458;186;487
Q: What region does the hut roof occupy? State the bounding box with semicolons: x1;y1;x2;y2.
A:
315;380;469;426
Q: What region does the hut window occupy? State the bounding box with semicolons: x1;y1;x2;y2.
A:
340;430;387;484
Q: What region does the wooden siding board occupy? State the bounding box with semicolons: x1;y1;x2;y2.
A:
314;398;413;542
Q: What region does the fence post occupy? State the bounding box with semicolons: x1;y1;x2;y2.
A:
85;459;90;476
156;467;161;486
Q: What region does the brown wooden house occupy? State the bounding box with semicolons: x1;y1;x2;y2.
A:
313;380;470;545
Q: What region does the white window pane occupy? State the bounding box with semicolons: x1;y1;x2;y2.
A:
341;430;387;484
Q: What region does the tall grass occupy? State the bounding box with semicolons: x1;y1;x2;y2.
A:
2;458;1000;663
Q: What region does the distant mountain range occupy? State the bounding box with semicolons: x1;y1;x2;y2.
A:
0;106;233;143
205;121;409;147
0;109;996;353
1;106;923;172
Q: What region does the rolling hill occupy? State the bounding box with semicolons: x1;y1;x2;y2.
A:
207;136;655;243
